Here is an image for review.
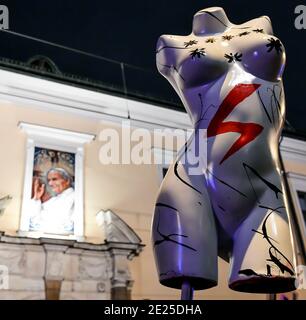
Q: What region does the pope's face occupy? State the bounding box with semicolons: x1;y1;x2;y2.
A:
47;172;70;195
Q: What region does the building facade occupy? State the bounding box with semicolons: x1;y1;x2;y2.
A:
0;59;305;300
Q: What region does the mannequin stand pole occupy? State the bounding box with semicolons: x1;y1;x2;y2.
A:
181;279;194;300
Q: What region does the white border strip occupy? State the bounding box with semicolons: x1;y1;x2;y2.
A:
0;69;191;130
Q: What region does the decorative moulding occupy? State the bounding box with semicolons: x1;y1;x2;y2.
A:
18;122;95;148
0;69;190;130
280;136;306;164
0;195;12;216
287;171;306;254
96;209;142;245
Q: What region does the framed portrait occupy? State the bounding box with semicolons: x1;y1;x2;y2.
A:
19;122;95;240
29;146;76;235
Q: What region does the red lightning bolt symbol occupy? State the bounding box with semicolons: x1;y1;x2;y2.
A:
207;83;263;164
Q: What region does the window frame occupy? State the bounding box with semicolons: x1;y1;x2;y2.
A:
152;147;177;184
287;172;306;253
18;122;95;240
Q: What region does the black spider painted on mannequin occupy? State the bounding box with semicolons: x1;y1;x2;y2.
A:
222;35;234;41
206;38;216;43
184;40;198;48
190;48;206;59
253;28;264;33
239;31;251;37
266;38;283;54
224;52;242;63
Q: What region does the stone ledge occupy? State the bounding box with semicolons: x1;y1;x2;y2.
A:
0;231;144;256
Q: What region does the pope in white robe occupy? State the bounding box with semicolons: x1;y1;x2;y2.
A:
29;168;75;235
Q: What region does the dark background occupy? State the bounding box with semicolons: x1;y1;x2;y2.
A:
0;0;305;133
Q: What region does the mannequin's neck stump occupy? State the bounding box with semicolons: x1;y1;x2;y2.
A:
193;8;230;35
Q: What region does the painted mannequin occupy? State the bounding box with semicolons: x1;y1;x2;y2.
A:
152;7;296;294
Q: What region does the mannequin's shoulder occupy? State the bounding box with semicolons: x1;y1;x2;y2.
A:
239;15;274;35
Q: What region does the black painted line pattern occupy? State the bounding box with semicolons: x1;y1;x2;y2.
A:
267;247;294;275
160;270;183;277
195;102;217;128
240;206;294;277
174;161;202;195
218;204;225;212
261;207;295;275
258;205;283;213
194;93;205;127
202;11;229;28
270;92;276;129
198;10;251;30
207;169;247;197
154;210;197;252
239;269;265;277
156;202;178;212
267;85;285;126
156;62;185;81
257;90;272;123
251;229;279;244
156;45;189;54
243;163;283;200
199;93;204;119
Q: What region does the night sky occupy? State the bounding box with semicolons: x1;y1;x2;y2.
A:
0;0;305;133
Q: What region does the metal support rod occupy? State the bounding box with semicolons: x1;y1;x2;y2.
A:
181;279;194;300
279;137;306;264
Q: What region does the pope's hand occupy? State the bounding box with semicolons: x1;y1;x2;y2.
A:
33;179;45;200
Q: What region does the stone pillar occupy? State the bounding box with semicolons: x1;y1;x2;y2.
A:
109;247;134;300
45;280;62;300
43;244;67;300
96;210;144;300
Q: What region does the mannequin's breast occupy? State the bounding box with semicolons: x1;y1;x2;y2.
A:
176;34;285;87
156;31;285;92
230;35;286;82
177;46;229;88
156;35;229;88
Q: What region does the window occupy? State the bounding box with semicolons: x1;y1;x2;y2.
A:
151;148;176;184
162;167;169;179
287;172;306;254
18;122;95;240
297;191;306;229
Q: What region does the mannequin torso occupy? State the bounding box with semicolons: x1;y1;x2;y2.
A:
152;7;296;294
